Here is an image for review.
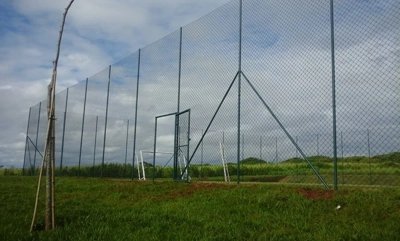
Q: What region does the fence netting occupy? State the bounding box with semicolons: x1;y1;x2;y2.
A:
23;0;399;188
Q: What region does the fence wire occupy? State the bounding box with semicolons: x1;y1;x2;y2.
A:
23;0;400;188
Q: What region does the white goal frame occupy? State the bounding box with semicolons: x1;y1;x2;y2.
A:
136;150;173;180
136;150;188;180
219;140;230;182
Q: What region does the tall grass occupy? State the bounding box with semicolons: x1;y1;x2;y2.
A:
0;176;399;240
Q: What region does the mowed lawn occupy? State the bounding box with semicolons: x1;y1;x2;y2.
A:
0;176;399;241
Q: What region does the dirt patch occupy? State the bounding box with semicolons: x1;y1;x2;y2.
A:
153;182;238;200
298;188;334;200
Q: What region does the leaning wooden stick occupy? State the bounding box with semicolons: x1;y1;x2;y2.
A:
30;0;75;232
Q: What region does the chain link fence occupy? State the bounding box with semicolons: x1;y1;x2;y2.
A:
23;0;399;189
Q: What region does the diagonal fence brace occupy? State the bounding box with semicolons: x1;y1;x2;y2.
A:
241;71;330;190
185;71;240;170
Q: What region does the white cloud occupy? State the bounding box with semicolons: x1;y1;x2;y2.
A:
0;85;12;90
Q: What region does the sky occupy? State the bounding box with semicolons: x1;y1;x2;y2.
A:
1;0;399;169
0;0;232;168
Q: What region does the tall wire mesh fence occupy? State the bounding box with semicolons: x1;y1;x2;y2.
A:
23;0;400;188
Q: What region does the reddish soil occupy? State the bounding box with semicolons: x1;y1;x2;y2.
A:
297;188;334;200
154;182;239;200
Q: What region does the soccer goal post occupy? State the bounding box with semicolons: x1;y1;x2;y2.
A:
219;140;230;182
136;150;174;180
135;150;190;180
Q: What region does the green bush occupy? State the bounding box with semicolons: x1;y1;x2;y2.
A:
308;156;332;162
3;169;15;176
3;168;22;176
240;157;267;165
378;161;399;168
374;152;400;162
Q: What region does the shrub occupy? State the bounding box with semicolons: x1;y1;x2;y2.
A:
240;157;267;165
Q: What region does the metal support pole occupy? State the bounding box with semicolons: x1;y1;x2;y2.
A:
33;102;42;174
101;65;111;178
275;137;278;163
174;116;178;180
27;137;33;174
237;0;243;184
177;27;182;113
153;117;158;182
124;120;129;177
132;49;141;180
368;129;372;184
367;130;371;158
340;131;343;185
175;28;183;181
92;116;98;177
330;0;338;190
187;110;191;182
60;88;69;175
241;134;244;161
259;136;262;161
23;107;32;176
222;131;226;181
200;129;204;178
78;78;88;176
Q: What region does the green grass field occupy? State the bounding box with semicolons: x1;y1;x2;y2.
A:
1;176;399;240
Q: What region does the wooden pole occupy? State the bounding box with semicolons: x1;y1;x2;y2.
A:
30;0;75;232
45;84;53;231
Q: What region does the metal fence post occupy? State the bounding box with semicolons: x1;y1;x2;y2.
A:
92;116;98;177
187;109;191;182
178;27;183;113
153;117;158;182
330;0;338;190
259;135;262;161
275;137;278;163
173;115;178;180
237;0;243;184
176;27;183;180
33;102;42;175
201;129;204;177
60;88;69;175
241;134;244;161
124;119;129;177
132;49;141;180
340;131;344;185
78;78;89;176
23;107;32;175
27;138;33;175
367;129;372;184
101;65;111;178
